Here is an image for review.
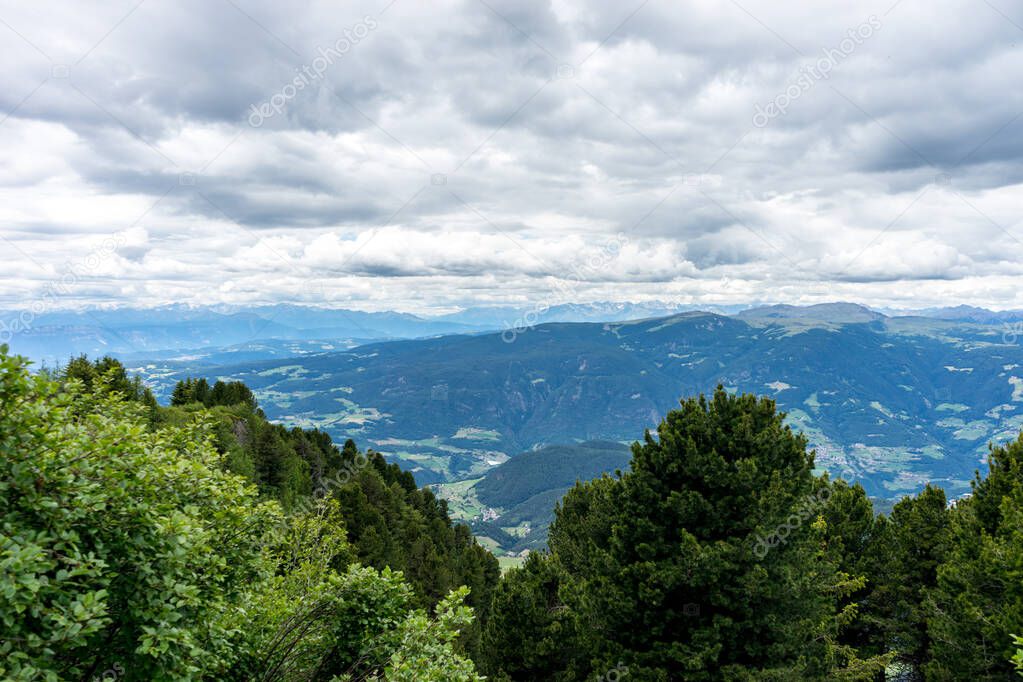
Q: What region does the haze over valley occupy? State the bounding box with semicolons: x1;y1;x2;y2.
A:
11;300;1023;546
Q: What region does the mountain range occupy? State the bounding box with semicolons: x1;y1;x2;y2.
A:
10;300;1023;366
1;304;476;365
117;303;1023;505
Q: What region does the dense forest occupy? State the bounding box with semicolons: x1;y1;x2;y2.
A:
1;351;496;681
2;348;1023;680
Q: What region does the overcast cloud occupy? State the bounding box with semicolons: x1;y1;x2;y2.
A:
1;0;1022;312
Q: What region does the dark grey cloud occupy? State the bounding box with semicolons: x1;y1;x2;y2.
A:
2;0;1023;312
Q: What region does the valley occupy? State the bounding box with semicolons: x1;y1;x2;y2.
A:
120;305;1023;532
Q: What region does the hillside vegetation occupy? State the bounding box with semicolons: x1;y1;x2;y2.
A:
480;389;1023;681
3;348;1023;680
135;312;1023;502
0;350;497;680
435;441;632;555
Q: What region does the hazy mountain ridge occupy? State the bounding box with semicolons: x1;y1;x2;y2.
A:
2;304;478;365
14;301;1023;502
737;302;887;322
121;308;1023;502
12;299;1023;367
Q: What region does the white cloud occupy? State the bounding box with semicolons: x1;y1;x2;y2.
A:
2;0;1023;311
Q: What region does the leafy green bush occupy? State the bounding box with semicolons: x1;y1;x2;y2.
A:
0;350;279;680
0;350;485;681
1013;634;1023;676
222;497;482;681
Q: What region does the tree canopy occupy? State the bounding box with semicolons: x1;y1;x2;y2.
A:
4;351;1023;680
0;349;489;681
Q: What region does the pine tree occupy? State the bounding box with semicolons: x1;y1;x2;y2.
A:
494;389;886;680
170;377;211;406
480;552;580;681
819;478;884;660
925;436;1023;680
856;484;949;677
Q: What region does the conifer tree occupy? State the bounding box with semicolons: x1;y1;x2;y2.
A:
488;389;887;680
858;484;949;677
925;436;1023;680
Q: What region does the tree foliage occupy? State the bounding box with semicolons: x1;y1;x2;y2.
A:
171;377;256;410
924;438;1023;680
0;349;486;681
483;388;889;680
0;351;277;680
162;375;500;617
7;348;1023;680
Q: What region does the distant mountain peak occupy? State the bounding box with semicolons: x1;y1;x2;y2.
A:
895;305;1023;324
736;302;885;323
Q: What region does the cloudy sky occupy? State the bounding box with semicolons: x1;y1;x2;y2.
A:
2;0;1023;313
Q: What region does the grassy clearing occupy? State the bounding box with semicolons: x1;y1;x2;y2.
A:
433;478;486;521
498;555;526;573
452;427;502;441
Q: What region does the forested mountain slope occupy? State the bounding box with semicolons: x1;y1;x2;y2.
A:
141;312;1023;500
434;441;632;555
